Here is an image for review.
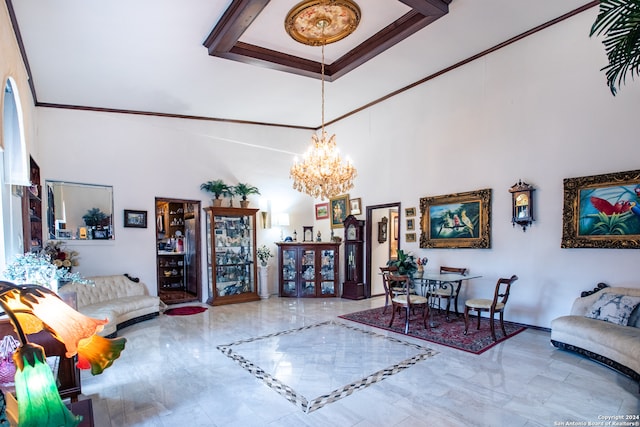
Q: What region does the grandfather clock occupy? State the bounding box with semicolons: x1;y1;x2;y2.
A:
342;215;365;300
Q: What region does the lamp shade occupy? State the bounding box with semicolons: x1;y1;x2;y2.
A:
12;343;82;427
275;213;290;226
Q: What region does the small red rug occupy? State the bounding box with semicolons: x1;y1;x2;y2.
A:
339;306;526;354
164;306;208;316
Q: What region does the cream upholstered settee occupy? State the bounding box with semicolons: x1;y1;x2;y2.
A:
550;284;640;390
59;274;161;337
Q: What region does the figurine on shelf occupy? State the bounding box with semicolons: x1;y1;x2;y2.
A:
316;231;322;242
293;230;297;241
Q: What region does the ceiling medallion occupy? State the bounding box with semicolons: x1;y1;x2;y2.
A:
285;0;361;46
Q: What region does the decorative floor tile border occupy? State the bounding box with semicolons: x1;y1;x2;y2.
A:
217;320;437;413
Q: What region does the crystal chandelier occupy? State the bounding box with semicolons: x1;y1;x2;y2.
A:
286;0;360;201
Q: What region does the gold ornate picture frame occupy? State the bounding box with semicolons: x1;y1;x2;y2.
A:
329;194;350;229
561;169;640;249
420;189;491;249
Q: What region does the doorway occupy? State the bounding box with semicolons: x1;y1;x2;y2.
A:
155;197;201;304
365;202;401;299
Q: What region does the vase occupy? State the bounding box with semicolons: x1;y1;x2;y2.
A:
240;200;249;208
261;261;268;267
212;199;222;207
258;265;269;299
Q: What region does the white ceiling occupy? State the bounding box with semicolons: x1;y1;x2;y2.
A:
10;0;596;128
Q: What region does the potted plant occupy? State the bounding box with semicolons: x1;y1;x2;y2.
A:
387;249;418;277
83;207;108;227
233;183;261;208
200;179;231;207
590;0;640;95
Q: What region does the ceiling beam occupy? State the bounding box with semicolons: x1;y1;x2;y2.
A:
398;0;451;16
203;0;450;80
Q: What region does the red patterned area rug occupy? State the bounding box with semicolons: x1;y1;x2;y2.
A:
164;306;208;316
339;306;526;354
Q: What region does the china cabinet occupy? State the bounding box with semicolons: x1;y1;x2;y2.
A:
277;242;340;298
204;207;260;305
342;215;365;300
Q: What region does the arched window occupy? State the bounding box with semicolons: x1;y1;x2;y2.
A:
1;78;30;268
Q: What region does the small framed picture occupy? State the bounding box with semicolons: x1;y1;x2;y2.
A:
406;233;416;243
92;229;110;239
406;218;415;230
124;210;148;228
349;198;362;216
315;203;329;220
56;229;73;239
405;207;416;217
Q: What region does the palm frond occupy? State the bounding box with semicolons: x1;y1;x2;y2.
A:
590;0;640;95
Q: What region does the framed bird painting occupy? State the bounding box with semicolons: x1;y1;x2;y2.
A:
562;169;640;249
419;188;492;249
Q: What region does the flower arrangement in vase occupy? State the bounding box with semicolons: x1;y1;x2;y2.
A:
256;245;273;267
42;241;79;271
416;257;428;278
2;247;89;291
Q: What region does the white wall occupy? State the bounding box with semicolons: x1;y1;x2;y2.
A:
327;9;640;328
30;8;640;328
35;109;313;299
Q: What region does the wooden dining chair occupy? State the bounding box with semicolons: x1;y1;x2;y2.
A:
388;275;429;334
428;266;467;319
380;266;400;313
464;275;518;341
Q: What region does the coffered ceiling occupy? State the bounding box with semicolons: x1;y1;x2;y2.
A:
6;0;597;128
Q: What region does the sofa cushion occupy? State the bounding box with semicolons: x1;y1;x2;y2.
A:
628;304;640;328
585;293;640;326
84;296;158;317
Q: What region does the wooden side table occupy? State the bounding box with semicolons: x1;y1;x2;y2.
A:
67;398;95;427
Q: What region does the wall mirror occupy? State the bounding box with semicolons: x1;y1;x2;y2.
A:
45;180;114;240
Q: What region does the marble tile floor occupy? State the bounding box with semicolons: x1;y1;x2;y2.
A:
80;296;639;427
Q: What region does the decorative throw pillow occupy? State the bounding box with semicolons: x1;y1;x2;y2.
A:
586;293;640;325
628;304;640;328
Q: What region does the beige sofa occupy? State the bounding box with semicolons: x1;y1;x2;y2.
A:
550;285;640;390
59;274;160;337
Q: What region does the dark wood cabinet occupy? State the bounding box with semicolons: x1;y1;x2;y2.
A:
277;242;340;298
21;156;43;252
0;319;81;401
204;207;260;306
342;215;365;300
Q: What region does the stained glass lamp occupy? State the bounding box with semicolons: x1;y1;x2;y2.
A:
0;281;127;427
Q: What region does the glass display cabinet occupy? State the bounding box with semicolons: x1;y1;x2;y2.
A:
204;207;260;305
277;242;340;298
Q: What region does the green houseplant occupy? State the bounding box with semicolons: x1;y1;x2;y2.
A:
590;0;640;95
233;183;260;208
386;249;418;277
200;179;231;207
82;208;108;227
